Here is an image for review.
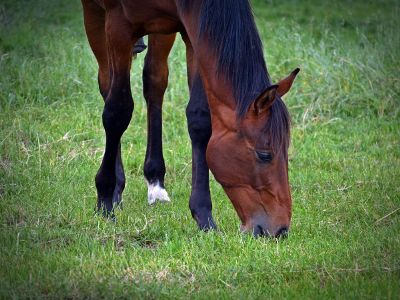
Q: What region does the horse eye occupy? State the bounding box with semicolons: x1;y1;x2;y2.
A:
255;151;273;163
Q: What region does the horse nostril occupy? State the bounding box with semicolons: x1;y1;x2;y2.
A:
253;225;275;238
253;225;269;237
275;226;289;239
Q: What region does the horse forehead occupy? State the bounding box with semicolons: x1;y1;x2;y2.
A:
239;117;269;143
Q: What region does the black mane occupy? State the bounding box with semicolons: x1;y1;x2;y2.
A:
179;0;290;154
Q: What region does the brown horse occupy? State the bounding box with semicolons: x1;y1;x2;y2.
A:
81;0;299;237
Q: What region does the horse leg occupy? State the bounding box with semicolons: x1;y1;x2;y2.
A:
81;0;109;98
92;5;134;216
183;35;216;230
82;0;128;214
142;33;176;205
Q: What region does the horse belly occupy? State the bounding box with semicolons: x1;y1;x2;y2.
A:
120;0;181;35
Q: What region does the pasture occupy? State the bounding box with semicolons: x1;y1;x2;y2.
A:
0;0;399;298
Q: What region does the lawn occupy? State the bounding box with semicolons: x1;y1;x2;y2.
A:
0;0;399;298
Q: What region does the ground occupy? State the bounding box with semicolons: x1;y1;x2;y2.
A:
0;0;399;298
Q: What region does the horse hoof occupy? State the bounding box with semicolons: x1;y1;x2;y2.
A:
133;37;147;54
194;214;217;231
95;205;116;222
198;219;217;231
133;44;147;54
146;180;170;205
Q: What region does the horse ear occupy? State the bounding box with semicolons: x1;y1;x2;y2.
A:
277;68;300;97
253;84;279;115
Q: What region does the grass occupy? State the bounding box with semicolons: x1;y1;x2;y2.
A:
0;0;399;298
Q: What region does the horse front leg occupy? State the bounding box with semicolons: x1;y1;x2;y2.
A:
94;7;135;217
186;73;217;230
142;34;176;205
183;35;216;230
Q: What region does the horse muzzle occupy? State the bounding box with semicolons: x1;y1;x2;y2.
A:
240;213;289;238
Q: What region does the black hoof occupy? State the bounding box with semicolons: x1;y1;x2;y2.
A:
96;196;121;222
112;189;123;210
198;218;217;231
133;37;147;54
95;204;115;221
192;211;217;231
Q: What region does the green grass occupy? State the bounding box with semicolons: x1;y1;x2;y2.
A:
1;0;399;298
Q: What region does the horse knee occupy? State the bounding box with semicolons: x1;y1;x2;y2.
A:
186;107;211;145
102;91;133;136
186;73;210;145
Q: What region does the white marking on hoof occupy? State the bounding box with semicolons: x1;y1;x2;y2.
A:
146;180;170;205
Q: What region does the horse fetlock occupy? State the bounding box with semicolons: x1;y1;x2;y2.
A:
144;159;165;183
95;170;116;195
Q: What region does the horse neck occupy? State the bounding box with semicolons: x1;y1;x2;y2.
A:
178;0;268;134
191;44;242;138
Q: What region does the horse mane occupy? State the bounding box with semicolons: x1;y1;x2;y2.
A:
179;0;291;154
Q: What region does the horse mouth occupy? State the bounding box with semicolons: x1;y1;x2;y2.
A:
240;221;289;238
